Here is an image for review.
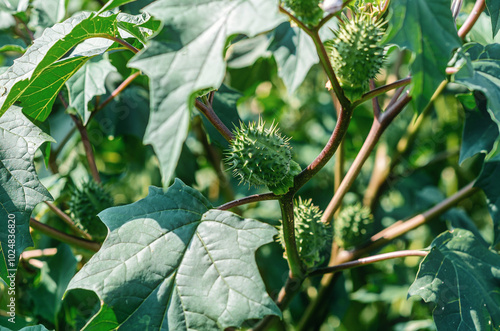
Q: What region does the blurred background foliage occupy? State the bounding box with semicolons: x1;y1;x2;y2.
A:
0;0;495;330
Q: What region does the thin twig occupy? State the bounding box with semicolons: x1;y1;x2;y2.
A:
70;114;101;183
102;34;140;54
308;250;428;277
458;0;486;39
322;94;411;223
280;195;305;278
217;192;279;210
44;201;93;240
370;80;382;119
195;99;235;141
353;77;411;108
30;218;101;252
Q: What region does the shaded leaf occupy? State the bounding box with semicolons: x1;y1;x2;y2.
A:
66;57;117;124
409;229;500;330
486;0;500;38
81;303;119;331
454;43;500;135
117;12;161;44
97;0;138;15
31;244;77;322
0;12;120;120
0;106;54;282
457;93;499;164
129;0;284;186
474;158;500;246
68;179;280;330
385;0;461;111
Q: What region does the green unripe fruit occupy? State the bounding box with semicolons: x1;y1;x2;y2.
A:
69;180;113;242
278;198;331;268
225;119;301;195
282;0;323;26
335;203;374;248
326;12;386;101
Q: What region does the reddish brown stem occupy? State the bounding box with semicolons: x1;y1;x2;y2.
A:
44;201;93;240
458;0;486;39
70;114;101;183
217;193;279;210
195;99;234;142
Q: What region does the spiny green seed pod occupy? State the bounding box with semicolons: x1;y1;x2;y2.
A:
225;119;301;195
335;203;374;248
278;198;331;268
282;0;324;26
325;12;386;101
69;180;113;242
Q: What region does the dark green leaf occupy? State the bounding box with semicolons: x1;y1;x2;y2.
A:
81;303;119;331
409;229;500;330
0;106;54;282
458;94;499;164
66;57;117;124
97;0;138;15
0;12;120;120
474;158;500;246
31;244;77;322
68;179;280;330
486;0;500;38
385;0;461;110
129;0;284;186
454;43;500;139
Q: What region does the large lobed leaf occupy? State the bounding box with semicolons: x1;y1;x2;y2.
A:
0;106;54;282
67;179;281;330
385;0;461;111
129;0;284;186
409;229;500;330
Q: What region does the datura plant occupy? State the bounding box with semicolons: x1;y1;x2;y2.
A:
0;0;499;330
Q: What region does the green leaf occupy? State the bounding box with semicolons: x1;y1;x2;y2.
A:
117;12;161;45
0;0;28;13
409;229;500;330
67;179;281;330
0;326;50;331
474;159;500;246
0;12;120;120
31;0;67;30
81;303;119;331
97;0;138;15
486;0;500;38
31;244;77;322
129;0;284;186
454;43;500;136
19;56;88;121
385;0;461;111
0;106;54;282
458;93;499;164
268;22;318;94
66;57;117;124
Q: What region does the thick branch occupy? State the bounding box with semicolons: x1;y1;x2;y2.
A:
30;218;100;252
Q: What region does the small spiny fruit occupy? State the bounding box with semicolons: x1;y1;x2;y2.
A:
69;180;113;242
325;11;386;101
225;119;301;195
282;0;324;26
334;203;374;248
278;198;331;268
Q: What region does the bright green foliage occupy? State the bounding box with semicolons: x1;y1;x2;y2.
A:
335;203;374;248
69;181;113;242
68;180;281;330
326;12;385;100
409;229;500;330
278;198;331;268
226;119;301;195
282;0;324;26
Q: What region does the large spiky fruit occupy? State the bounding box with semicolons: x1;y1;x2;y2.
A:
225;119;301;195
69;180;113;242
282;0;324;26
326;12;386;101
278;198;331;268
334;203;374;248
